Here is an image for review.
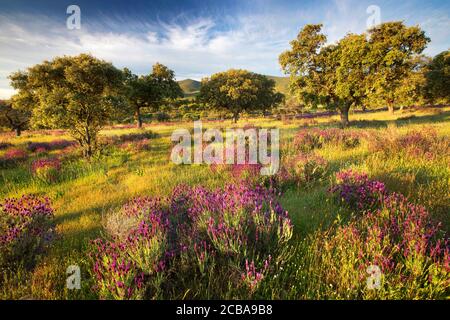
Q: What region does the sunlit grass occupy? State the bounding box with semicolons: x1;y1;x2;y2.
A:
0;106;449;299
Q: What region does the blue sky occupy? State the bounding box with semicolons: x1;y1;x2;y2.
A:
0;0;449;98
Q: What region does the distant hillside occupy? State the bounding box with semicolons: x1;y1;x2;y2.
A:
266;76;290;95
178;79;201;95
177;75;290;97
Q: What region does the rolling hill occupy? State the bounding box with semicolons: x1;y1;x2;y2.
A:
178;79;201;95
265;75;290;95
177;75;290;97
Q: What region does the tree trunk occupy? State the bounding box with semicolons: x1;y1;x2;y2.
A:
233;113;239;123
14;127;21;137
387;101;395;114
340;107;350;127
135;108;143;128
85;125;92;158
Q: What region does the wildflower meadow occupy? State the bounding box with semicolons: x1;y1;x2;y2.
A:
1;106;449;300
0;1;449;305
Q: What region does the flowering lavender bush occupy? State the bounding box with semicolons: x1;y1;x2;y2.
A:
307;191;449;299
119;138;151;152
0;195;54;271
294;128;361;153
90;184;292;299
329;169;386;211
104;132;158;145
4;148;27;160
31;158;62;183
283;153;328;186
0;148;28;168
0;142;12;150
27;139;76;153
368;128;449;160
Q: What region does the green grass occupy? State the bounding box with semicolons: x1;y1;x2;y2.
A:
0;106;449;299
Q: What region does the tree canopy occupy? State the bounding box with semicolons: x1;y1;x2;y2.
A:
9;54;124;157
123;63;182;128
0;99;30;136
365;22;429;113
424;50;450;104
198;69;283;122
280;22;430;125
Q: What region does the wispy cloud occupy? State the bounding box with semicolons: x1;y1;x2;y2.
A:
0;0;448;99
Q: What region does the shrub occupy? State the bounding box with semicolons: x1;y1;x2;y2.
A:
90;184;292;299
0;148;28;168
294;128;361;153
0;142;12;150
0;195;54;271
155;112;170;122
119;139;151;152
306;192;449;299
31;158;62;183
285;153;328;185
329;169;386;211
368;128;449;160
4;148;27;161
259;153;329;192
27;139;76;152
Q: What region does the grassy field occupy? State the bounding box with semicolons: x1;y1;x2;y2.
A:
0;106;449;299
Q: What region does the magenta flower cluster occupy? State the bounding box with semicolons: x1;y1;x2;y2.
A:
329;169;386;211
0;195;54;270
241;256;272;292
335;192;449;276
90;183;292;299
369;128;449;161
315;172;449;297
0;142;12;150
27;139;76;153
294;128;361;152
0;148;28;168
31;157;62;183
4;148;27;161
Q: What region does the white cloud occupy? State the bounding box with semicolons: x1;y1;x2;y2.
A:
0;13;294;98
0;1;448;99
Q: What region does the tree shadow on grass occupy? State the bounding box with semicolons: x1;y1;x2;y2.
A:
347;109;449;129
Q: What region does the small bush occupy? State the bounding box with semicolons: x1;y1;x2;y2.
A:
155;112;170;122
368;128;449;161
285;153;328;185
0;195;54;272
329;169;386;211
90;184;292;299
0;148;28;168
294;128;361;153
27;140;76;153
306;191;449;299
31;158;62;183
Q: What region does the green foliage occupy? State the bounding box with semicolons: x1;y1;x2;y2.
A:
123;63;183;128
178;78;201;95
280;22;430;124
424;50;450;104
9;54;125;157
366;22;430;113
0;99;30;136
198;69;283;122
